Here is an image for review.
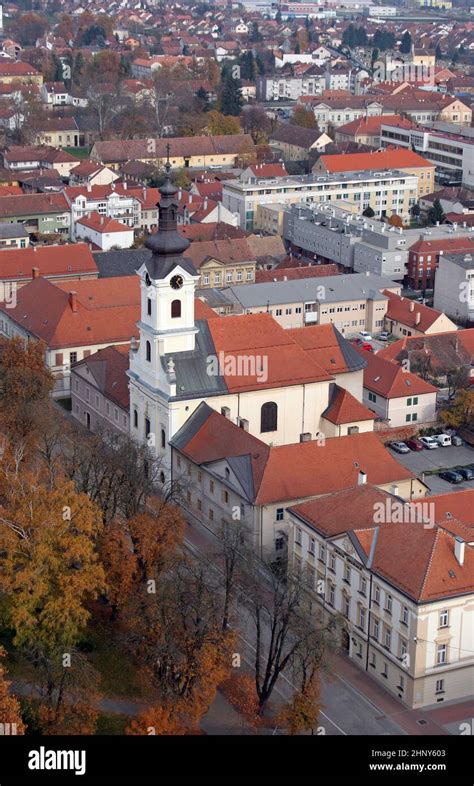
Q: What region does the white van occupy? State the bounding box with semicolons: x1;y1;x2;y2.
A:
436;434;452;447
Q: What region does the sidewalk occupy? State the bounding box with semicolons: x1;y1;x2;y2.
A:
331;651;474;736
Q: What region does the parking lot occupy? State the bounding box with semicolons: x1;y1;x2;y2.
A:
390;443;474;494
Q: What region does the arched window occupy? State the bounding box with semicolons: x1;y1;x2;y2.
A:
161;428;166;449
260;402;278;433
171;299;181;319
146;340;151;362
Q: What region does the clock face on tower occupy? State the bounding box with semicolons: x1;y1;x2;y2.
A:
170;274;184;290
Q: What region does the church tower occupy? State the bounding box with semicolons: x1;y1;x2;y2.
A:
128;149;200;479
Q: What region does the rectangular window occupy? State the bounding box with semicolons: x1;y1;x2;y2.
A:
359;575;367;596
222;490;229;504
209;479;214;493
439;610;448;628
318;543;326;562
374;585;380;605
386;594;392;614
401;606;409;626
145;417;151;437
382;662;388;678
209;508;214;522
436;644;447;665
70;351;77;364
329;553;336;572
373;618;379;640
308;536;315;555
276;508;284;521
295;527;302;545
344;564;351;584
435;679;444;694
328;583;335;607
359;607;366;630
368;391;376;403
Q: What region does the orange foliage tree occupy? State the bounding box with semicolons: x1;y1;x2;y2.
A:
0;647;26;734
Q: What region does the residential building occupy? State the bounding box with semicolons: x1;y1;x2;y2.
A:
75;212;135;251
268;124;332;161
358;349;438;427
90;135;254;170
71;345;130;435
3;145;79;177
0;193;70;237
284;203;409;278
381;120;474;188
406;233;474;291
257;73;325;102
434;252;474;324
222;272;401;334
184;238;257;288
222;169;419;231
0;223;28;249
0;276;140;397
313;148;435;200
69;162;120;187
335;115;415;150
0;61;42;85
170;404;426;556
377;329;474;387
288;485;473;708
383;290;458;337
34;118;82;148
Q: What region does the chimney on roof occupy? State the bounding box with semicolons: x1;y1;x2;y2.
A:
358;470;367;485
410;300;415;312
415;311;421;325
69;291;78;312
87;182;91;193
203;196;208;211
100;216;104;226
188;193;192;204
454;536;465;567
32;266;39;280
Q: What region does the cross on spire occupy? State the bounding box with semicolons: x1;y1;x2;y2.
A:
165;142;171;174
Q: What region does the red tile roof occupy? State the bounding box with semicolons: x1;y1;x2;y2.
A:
173;404;415;506
384;290;454;334
322;384;375;425
319;147;433;174
287;323;364;376
336;114;415;137
76;212;131;233
0;243;98;282
376;330;474;371
255;264;339;283
207;313;332;392
357;347;437;398
0;192;69;217
74;344;130;410
186;238;255;268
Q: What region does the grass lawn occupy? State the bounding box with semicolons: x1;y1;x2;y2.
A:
64;147;91;160
84;621;149;701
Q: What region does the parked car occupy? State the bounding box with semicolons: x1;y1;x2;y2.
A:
451;435;463;447
378;332;390;341
389;441;410;454
405;438;424;451
359;331;372;340
419;436;439;450
436;434;452;447
361;342;373;352
454;466;474;480
439;470;463;484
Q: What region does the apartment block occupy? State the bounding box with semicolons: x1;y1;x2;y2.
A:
381;121;474;188
434;252;474;324
222;170;418;231
284;203;409;279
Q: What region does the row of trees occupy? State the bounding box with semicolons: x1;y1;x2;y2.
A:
0;338;338;735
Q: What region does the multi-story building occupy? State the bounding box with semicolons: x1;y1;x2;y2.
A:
223;271;401;335
284;203;410;279
381;120;474;188
434;252;474;324
314;148;435;200
406;232;474;290
71;345;130;436
222;170;419;231
0;192;71;237
257;73;325;102
288;485;473;709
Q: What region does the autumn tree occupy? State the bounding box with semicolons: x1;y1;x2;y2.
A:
440;388;473;428
0;337;53;442
206;110;241;136
0;476;105;654
290;106;318;129
220;673;260;729
126;702;191;735
388;214;403;228
241;105;271;144
11;13;48;46
278;650;321;735
0;647;26;734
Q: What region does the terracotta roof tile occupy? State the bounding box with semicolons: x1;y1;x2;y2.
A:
319;148;433;174
322;384;375;425
383;290;453;333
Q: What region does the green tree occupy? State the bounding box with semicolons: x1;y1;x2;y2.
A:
219;67;243;116
400;31;412;54
428;198;445;226
363;206;375;218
